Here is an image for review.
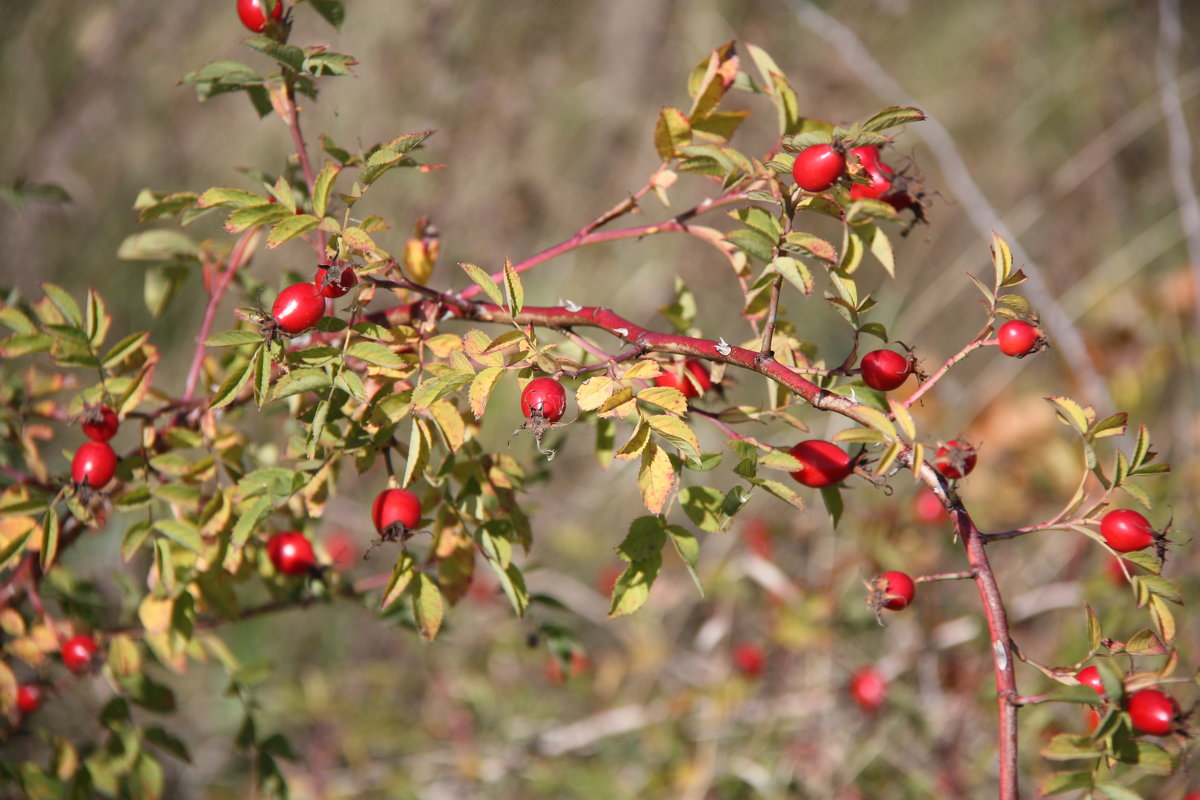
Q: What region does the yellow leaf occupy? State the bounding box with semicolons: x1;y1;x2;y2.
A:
889;398;915;440
469;367;504;419
637;386;688;416
620;360;663;381
138;596;173;636
637;442;675;514
575;376;617;412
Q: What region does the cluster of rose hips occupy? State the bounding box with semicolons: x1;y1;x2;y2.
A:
12;633;101;722
71;405;120;492
791;143;914;212
1075;664;1185;738
269;262;359;337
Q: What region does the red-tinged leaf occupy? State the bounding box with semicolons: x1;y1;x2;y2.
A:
654;106;691;161
223;204;292;234
196;187;267;209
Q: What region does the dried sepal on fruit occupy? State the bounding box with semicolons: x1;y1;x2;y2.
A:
512;376;568;461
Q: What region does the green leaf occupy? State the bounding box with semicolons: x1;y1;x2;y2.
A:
411;371;473;410
1038;771;1093;796
311;163;340;218
153;519;204;554
267;214;320;248
726;227;776;263
502;259;524;316
224;204;293;234
647;414;702;464
859;105;926;132
179;60;262;102
196;187;268;209
1094;783;1145;800
231;496;273;548
346;341;407;368
205;329;262;348
681;486;726;533
403;418;431;488
116;230;200;261
41;282;83;326
459;262;504;306
1039;733;1103;760
411;573;444;640
309;0;346;28
103;330;150;367
143;726;192;764
666;525;703;597
39;506;59;571
0;529;31;571
769;256;813;295
271;367;330;400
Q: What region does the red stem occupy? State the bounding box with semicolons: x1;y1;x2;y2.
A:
183;231;257;403
283;84;326;260
458;183;760;301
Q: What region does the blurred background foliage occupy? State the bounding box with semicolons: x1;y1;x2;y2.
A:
2;0;1199;797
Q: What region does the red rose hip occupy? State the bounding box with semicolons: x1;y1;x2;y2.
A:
788;440;853;488
71;441;117;488
16;684;42;714
849;666;887;712
934;439;977;480
1127;688;1180;736
61;634;99;674
1075;665;1106;696
266;531;317;576
792;144;846;192
654;359;713;400
314;264;359;298
237;0;284;33
81;406;119;442
1099;509;1156;553
372;488;422;537
271;282;326;334
997;320;1042;357
732;643;765;679
869;571;915;612
520;377;567;423
860;349;911;391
